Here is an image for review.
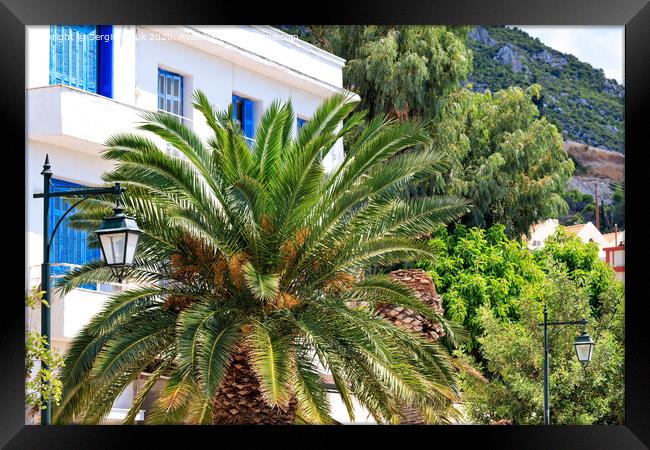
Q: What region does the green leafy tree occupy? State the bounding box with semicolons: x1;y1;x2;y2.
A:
419;85;574;237
281;25;473;120
25;288;64;418
561;189;596;225
460;261;624;424
534;228;618;316
418;224;544;351
53;92;470;425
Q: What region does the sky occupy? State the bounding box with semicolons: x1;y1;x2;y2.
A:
513;26;624;84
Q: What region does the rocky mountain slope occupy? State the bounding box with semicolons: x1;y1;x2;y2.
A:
564;140;624;203
467;26;624;153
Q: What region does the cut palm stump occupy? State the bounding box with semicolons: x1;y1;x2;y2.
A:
376;269;447;424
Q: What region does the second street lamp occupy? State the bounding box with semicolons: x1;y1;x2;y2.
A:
539;304;595;425
573;330;596;366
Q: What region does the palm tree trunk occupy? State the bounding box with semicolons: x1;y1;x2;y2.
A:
212;347;297;424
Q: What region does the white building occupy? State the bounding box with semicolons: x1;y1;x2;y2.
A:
527;219;561;251
527;219;612;260
25;25;369;424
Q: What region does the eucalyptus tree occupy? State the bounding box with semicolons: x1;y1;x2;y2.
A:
418;85;574;237
53;91;468;425
279;26;473;120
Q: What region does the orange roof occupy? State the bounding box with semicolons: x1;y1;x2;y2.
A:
563;223;588;234
602;232;616;244
602;231;624;245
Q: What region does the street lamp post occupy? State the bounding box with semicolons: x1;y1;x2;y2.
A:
33;155;141;425
539;303;596;425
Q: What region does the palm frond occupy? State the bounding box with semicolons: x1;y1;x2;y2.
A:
246;322;294;408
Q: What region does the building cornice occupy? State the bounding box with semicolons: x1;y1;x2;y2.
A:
249;25;346;66
138;25;359;101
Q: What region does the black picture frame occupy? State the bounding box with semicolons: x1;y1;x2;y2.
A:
3;0;648;448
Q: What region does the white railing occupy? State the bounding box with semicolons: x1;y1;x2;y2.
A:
156;109;193;126
52;263;127;294
157;109;195;160
29;263;133;294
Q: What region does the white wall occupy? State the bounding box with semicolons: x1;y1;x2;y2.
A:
328;392;377;424
192;26;344;88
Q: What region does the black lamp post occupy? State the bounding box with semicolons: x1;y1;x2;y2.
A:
539;304;595;425
33;155;141;425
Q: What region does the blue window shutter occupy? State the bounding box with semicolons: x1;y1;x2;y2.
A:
243;99;255;139
86;29;97;93
49;26;60;84
157;69;183;116
297;118;307;130
97;25;113;98
49;25;97;93
231;94;241;122
49;179;101;289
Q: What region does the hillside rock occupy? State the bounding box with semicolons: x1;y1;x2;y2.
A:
604;78;624;98
493;44;528;73
564;140;624;182
533;49;567;68
569;176;615;204
469;26;496;46
564;140;624;204
467;26;624;153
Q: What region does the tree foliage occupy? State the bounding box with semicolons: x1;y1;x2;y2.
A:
279;25;473;120
533;228;619;316
421;227;624;424
53;92;470;425
416;85;574;237
418;224;544;351
460;262;624;424
25;288;64;417
280;26;576;239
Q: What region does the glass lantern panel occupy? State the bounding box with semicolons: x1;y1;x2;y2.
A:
575;343;593;362
100;232;126;265
125;232;140;266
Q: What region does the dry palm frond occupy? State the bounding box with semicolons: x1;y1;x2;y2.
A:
164;294;194;312
261;215;274;233
269;292;301;311
211;258;228;288
228;253;250;289
323;272;355;294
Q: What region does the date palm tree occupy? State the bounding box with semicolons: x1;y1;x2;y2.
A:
53;91;469;425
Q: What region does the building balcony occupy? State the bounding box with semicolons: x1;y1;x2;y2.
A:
27;85;197;154
28;85;146;153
